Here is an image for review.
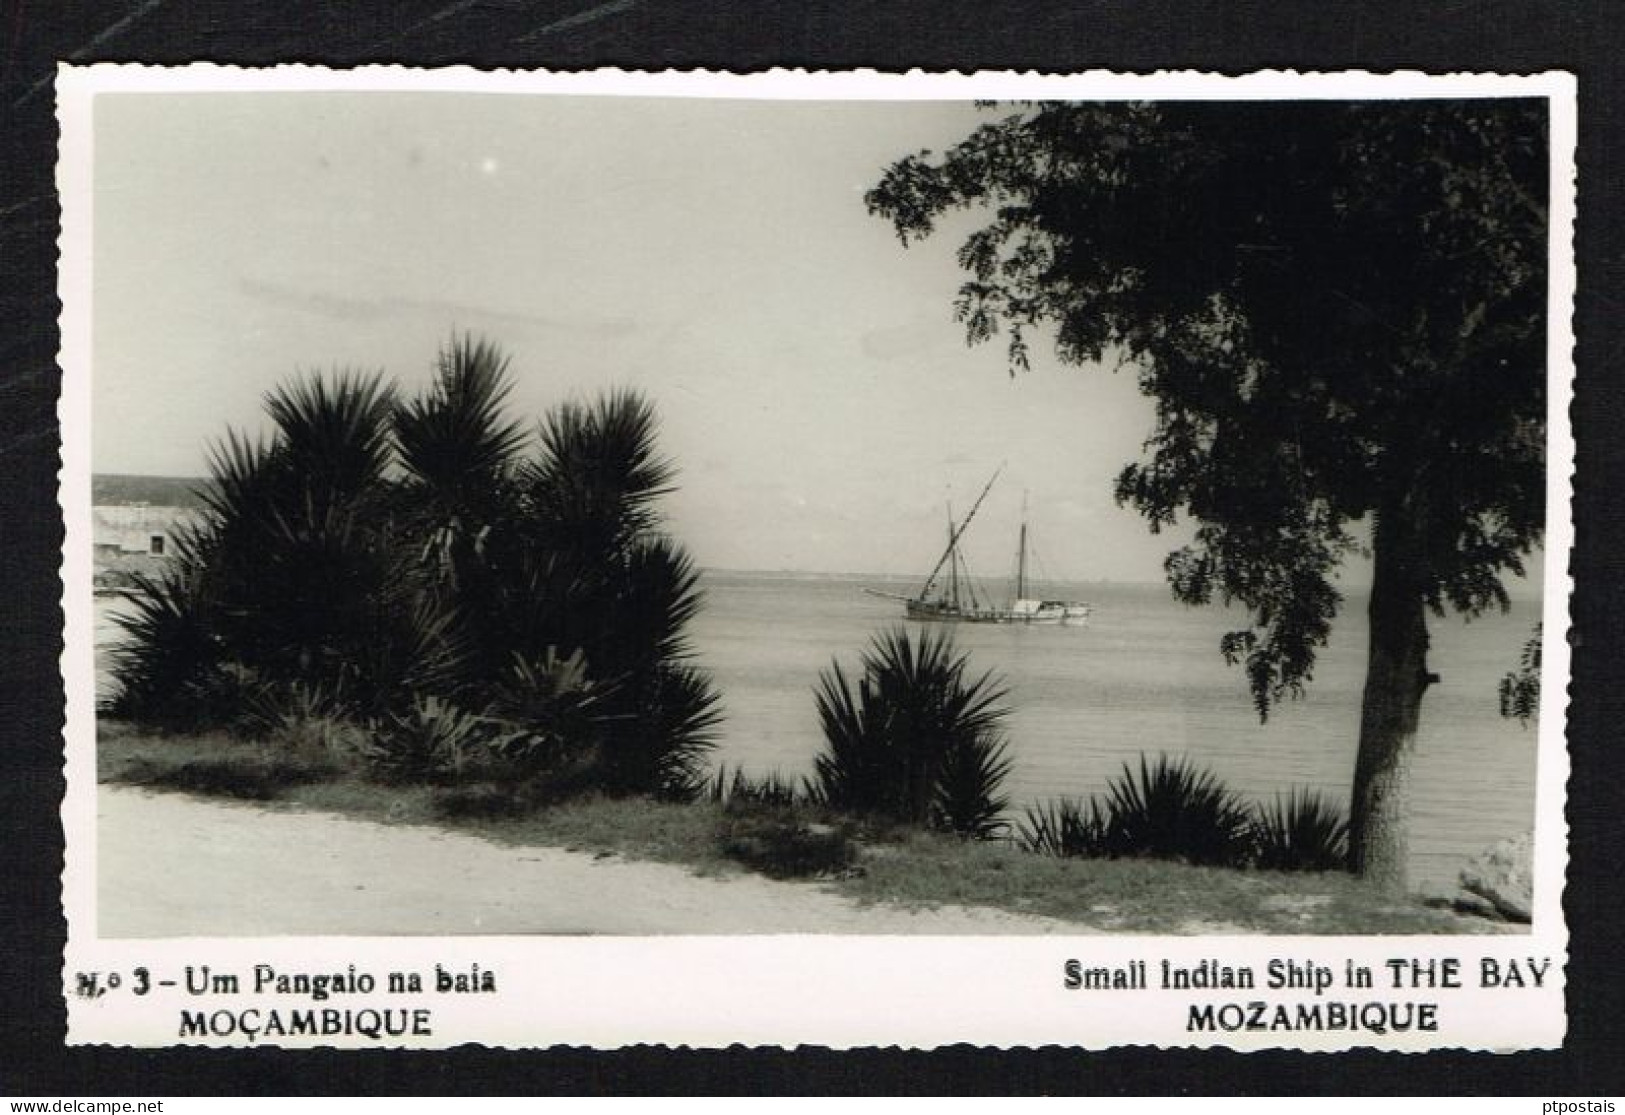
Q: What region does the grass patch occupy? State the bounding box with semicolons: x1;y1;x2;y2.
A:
716;799;860;880
1018;797;1110;858
103;725;730;871
99;727;340;800
98;724;1508;935
840;828;1510;935
482;794;728;870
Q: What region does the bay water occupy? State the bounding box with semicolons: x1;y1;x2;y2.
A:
691;571;1542;891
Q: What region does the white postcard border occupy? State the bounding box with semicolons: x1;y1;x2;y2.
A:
57;65;1576;1052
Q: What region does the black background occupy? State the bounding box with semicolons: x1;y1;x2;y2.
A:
3;0;1621;1096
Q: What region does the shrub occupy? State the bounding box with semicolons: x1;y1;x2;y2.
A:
118;748;337;801
106;334;720;800
369;694;493;784
485;648;607;776
1018;761;1351;873
598;660;722;802
716;800;858;880
236;680;367;770
1101;754;1254;867
439;389;721;800
708;765;806;808
932;721;1014;839
197;375;411;712
1018;797;1111;858
1252;788;1349;872
811;627;1010;838
104;563;224;728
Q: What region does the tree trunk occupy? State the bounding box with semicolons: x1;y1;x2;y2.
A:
1349;514;1433;892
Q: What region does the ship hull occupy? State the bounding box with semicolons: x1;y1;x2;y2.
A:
904;597;1091;626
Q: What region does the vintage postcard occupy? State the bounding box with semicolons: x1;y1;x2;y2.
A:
57;66;1575;1050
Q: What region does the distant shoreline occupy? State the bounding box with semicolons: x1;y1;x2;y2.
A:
83;474;1542;601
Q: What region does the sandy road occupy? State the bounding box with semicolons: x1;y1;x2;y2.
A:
97;785;1083;937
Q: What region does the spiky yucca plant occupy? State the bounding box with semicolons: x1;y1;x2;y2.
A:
1252;788;1350;872
108;333;719;801
1017;797;1111;858
485;647;610;786
478;392;718;799
175;370;418;713
105;561;224;728
1102;754;1255;866
709;765;807;808
370;693;493;784
591;661;722;800
812;628;1010;837
395;336;526;506
932;714;1014;839
525;388;676;559
394;334;527;595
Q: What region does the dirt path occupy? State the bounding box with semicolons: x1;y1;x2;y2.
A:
97;786;1085;937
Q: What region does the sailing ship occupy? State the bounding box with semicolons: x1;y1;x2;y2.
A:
867;468;1092;626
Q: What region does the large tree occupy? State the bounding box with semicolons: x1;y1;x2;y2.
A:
867;100;1548;890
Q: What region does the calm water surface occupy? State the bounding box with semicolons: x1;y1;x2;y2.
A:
96;571;1541;890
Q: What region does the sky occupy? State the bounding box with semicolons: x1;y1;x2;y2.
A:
86;88;1542;592
91;91;1188;581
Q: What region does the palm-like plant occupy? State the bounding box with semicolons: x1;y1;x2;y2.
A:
1102;754;1255;866
105;561;220;727
592;536;706;675
262;369;397;502
1017;797;1112;858
932;708;1014;839
395;334;527;592
487;647;608;772
812;628;1011;836
184;371;409;709
370;693;494;784
396;336;526;498
493;390;717;799
523;389;676;559
598;660;723;800
1252;788;1349;871
108;334;719;801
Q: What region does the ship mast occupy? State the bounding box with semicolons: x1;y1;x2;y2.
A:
917;465;1003;602
1014;529;1027;607
1016;500;1028;603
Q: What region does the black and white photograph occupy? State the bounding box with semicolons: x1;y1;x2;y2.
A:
55;67;1573;1051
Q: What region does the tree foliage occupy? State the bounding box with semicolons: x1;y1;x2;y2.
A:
1499;622;1543;726
869;100;1547;714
